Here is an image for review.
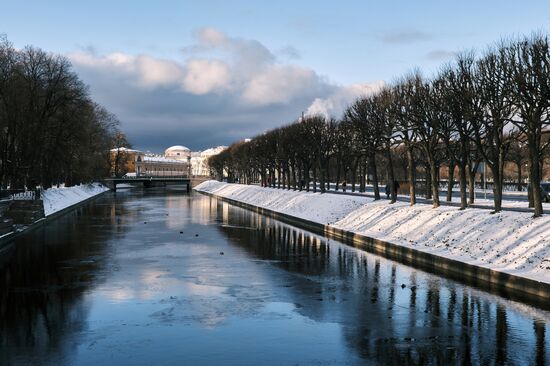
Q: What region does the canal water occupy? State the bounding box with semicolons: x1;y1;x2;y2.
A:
1;188;549;365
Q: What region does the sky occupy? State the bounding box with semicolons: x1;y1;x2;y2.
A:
2;1;550;152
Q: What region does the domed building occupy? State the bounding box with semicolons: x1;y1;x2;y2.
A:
164;145;191;161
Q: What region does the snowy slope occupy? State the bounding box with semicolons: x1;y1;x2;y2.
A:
195;180;550;284
42;183;109;216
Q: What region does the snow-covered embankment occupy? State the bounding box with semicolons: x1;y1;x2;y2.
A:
195;180;550;285
42;183;109;216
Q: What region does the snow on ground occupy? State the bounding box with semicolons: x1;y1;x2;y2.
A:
195;180;550;284
197;180;370;224
317;185;548;210
42;183;109;216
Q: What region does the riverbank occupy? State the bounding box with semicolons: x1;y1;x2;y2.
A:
42;183;109;216
195;180;550;296
1;183;110;247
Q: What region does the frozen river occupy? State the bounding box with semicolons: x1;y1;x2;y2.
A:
1;188;549;365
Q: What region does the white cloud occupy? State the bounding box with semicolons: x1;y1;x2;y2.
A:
70;52;182;89
194;27;227;46
68;28;386;150
70;29;321;103
134;56;183;88
182;59;231;94
306;81;385;118
242;65;321;105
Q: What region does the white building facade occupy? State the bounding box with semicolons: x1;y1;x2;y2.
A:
135;152;189;177
190;146;227;176
121;144;225;177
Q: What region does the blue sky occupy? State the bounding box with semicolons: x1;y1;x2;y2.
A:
3;1;550;151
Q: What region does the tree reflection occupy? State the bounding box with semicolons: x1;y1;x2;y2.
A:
215;201;550;365
535;320;546;365
0;196;131;365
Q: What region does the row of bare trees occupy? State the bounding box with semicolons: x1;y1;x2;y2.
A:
210;34;550;216
0;36;129;189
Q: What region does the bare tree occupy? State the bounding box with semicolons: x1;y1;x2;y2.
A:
392;75;420;205
472;45;516;212
412;76;443;208
507;136;529;191
508;34;550;217
345;98;383;200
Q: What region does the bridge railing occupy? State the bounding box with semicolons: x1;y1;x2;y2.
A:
118;174;190;179
0;189;41;201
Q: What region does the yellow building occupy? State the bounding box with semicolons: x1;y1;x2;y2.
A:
109;147;141;177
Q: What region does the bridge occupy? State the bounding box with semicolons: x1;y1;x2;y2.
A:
103;176;210;192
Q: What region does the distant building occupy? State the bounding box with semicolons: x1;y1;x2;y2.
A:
191;146;227;176
109;147;141;177
110;144;224;177
135;152;188;177
164;145;191;160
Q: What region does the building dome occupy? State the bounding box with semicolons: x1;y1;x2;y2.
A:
166;145;190;152
164;145;191;160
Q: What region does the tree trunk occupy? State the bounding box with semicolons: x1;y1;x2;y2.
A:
387;145;396;204
319;163;325;193
306;166;310;192
529;143;543;217
458;163;467;209
342;168;348;192
335;158;341;191
360;159;366;192
516;162;522;192
468;168;476;205
429;157;440;208
425;164;432;199
351;162;357;192
325;160;331;192
290;162;296;190
312;166;317;193
489;163;503;213
446;161;455;202
406;147;416;205
368;154;380;200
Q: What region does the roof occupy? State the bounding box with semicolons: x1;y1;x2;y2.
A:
143;156;186;164
110;147;141;153
165;145;190;151
200;146;227;156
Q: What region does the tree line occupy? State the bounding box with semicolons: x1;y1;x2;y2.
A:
0;35;129;190
209;34;550;217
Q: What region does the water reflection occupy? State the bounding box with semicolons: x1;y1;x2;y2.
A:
216;200;550;365
0;198;132;365
0;191;548;365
